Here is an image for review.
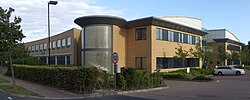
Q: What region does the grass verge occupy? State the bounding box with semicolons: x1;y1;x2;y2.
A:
0;85;40;97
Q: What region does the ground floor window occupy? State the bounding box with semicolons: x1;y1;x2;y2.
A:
57;56;65;65
135;57;146;69
227;59;240;65
40;57;46;65
50;56;55;65
156;57;199;69
34;55;71;65
66;55;70;65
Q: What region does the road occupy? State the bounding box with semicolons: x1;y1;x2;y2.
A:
126;71;250;100
1;71;250;100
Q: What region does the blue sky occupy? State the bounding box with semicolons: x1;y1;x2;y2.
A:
1;0;249;44
94;0;250;44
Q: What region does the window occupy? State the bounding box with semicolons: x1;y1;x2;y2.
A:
187;35;192;44
66;55;70;65
44;43;47;51
50;56;55;65
135;28;146;40
183;34;188;43
156;28;168;40
192;36;195;45
174;32;179;42
156;28;161;40
52;41;56;49
35;44;38;52
57;39;61;49
179;33;183;43
67;36;71;47
40;44;43;51
167;31;174;42
135;57;146;69
31;45;34;52
62;38;66;48
28;46;31;51
49;42;51;50
227;44;240;51
156;58;199;69
156;28;197;45
195;36;200;45
57;56;65;65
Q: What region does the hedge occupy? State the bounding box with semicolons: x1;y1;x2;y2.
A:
116;67;163;90
6;65;164;93
6;65;113;94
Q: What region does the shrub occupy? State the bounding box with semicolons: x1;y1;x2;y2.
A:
13;58;41;65
161;68;214;81
193;75;213;81
6;65;111;94
6;65;164;93
117;67;163;90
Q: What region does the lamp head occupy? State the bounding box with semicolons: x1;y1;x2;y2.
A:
48;1;57;5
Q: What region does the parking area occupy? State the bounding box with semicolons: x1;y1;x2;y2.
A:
125;71;250;100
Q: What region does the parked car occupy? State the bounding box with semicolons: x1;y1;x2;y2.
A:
214;66;245;75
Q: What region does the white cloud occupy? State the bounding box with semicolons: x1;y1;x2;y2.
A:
0;0;124;42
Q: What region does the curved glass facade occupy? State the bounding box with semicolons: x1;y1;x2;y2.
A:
82;25;112;73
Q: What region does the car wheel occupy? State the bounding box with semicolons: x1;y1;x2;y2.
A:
236;71;241;75
218;72;223;75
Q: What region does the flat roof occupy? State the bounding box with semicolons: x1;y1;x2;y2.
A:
213;38;245;46
74;15;209;36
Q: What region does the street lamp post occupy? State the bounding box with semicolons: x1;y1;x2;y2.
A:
48;1;57;66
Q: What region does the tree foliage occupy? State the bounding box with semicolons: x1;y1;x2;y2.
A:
174;44;189;67
239;48;250;65
0;7;25;88
218;46;228;65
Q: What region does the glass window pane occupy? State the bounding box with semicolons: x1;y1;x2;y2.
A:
44;43;47;50
85;26;111;48
52;41;56;49
35;44;38;51
85;51;111;72
57;56;65;65
40;44;42;50
156;28;160;40
62;38;66;47
57;39;61;48
67;36;71;46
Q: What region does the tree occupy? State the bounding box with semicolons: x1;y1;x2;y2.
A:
227;51;239;65
218;46;228;65
189;44;213;68
174;44;189;68
239;48;250;65
0;7;25;88
203;49;213;66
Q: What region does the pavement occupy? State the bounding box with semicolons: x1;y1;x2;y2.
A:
0;67;83;99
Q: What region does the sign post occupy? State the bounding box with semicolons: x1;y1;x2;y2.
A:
112;52;119;91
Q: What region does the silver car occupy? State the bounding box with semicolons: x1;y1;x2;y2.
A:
214;66;245;75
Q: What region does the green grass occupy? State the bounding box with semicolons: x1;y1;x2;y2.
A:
0;78;8;83
0;85;40;97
